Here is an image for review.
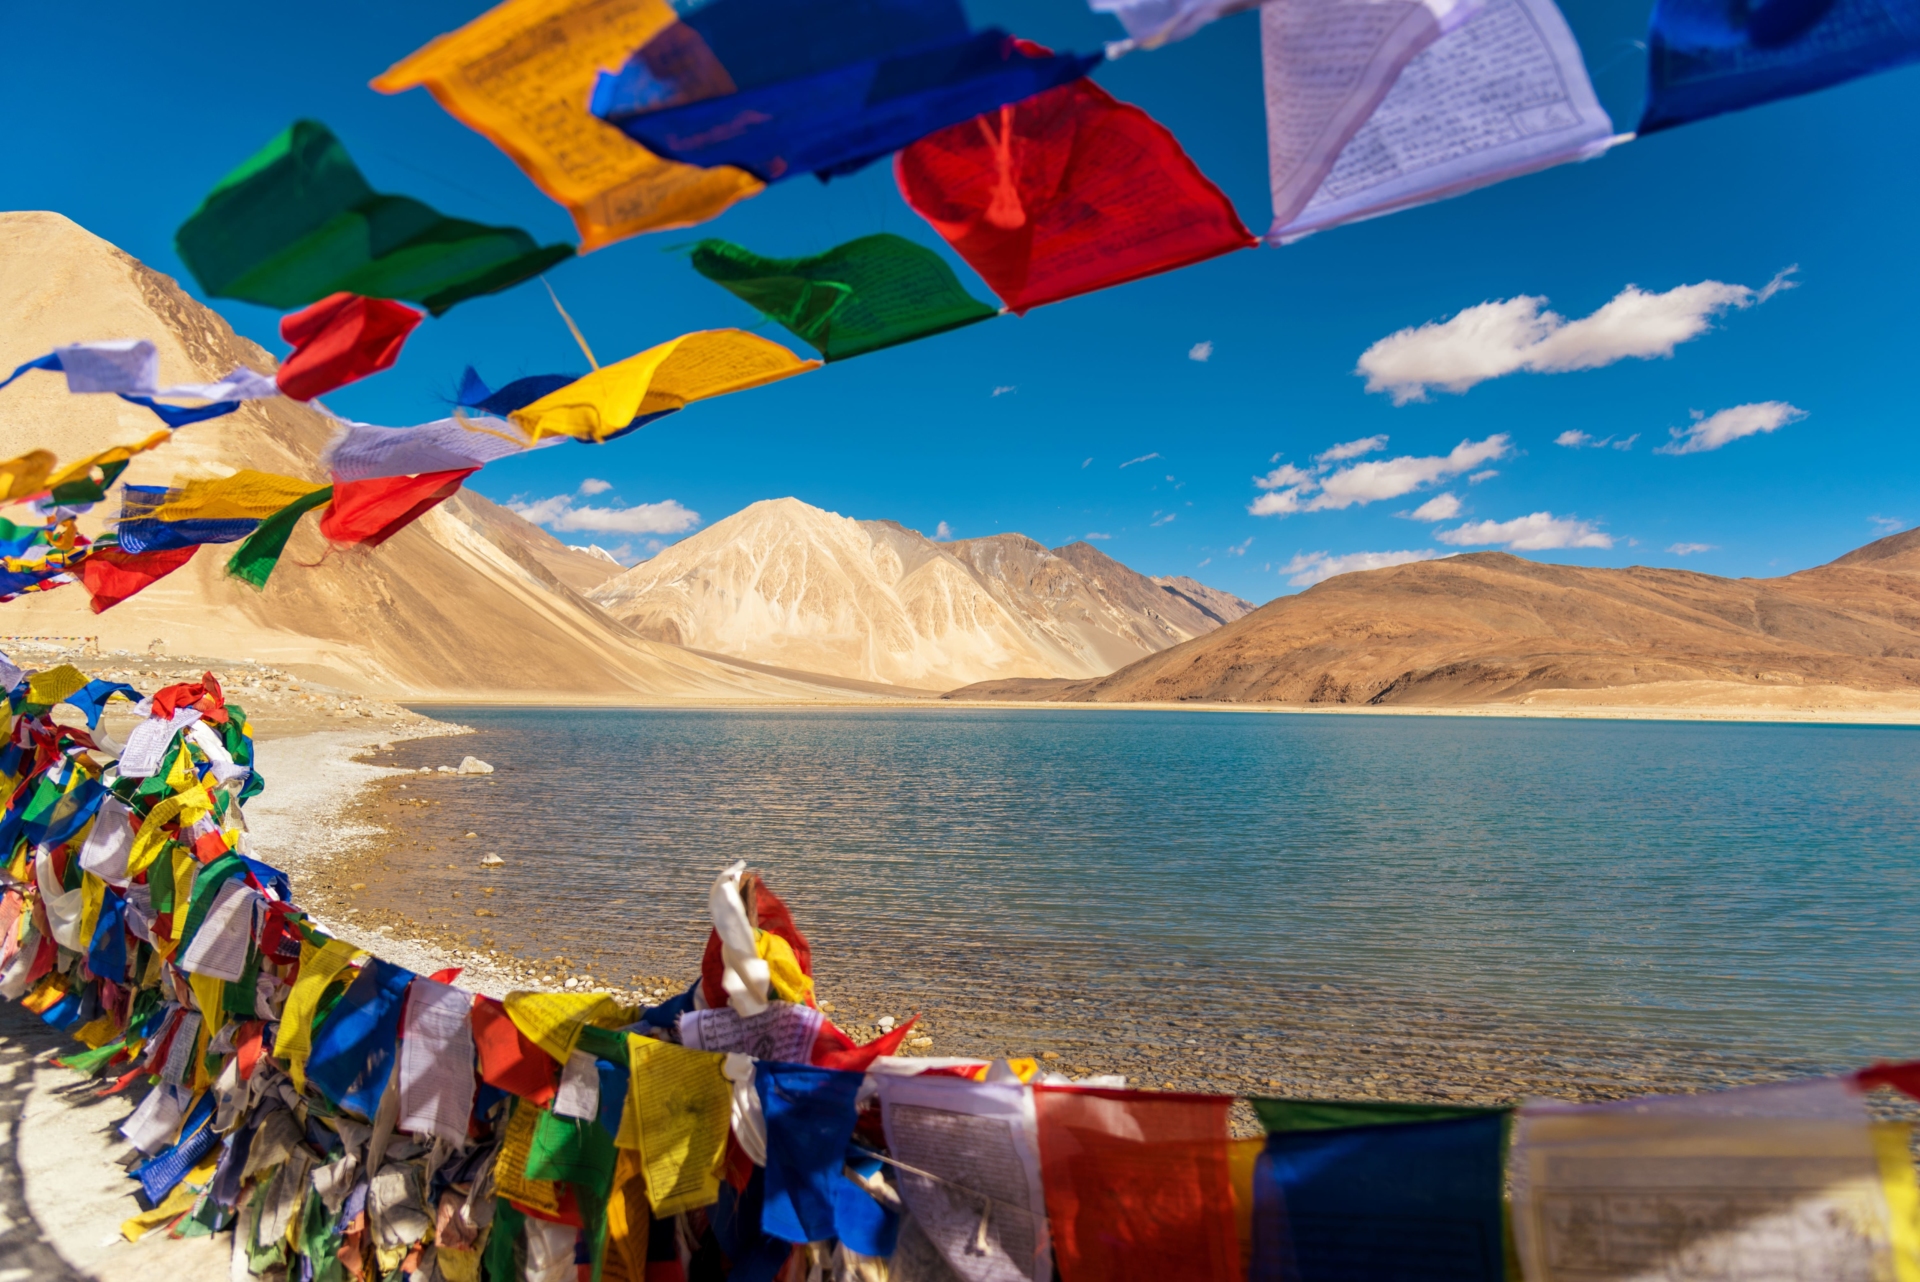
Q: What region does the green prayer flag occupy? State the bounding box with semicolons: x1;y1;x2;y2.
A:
528;1110;614;1282
55;1036;130;1076
177;853;246;955
176;121;574;316
226;487;333;590
1251;1097;1511;1134
484;1198;525;1282
690;233;997;361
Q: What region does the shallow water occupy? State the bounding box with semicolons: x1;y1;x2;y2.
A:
372;707;1920;1100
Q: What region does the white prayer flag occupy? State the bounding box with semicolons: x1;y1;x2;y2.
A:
396;978;477;1146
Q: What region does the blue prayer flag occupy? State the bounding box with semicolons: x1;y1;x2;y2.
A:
63;679;140;729
88;888;129;983
755;1061;865;1243
1641;0;1920;134
131;1089;221;1203
305;956;414;1118
454;367;580;417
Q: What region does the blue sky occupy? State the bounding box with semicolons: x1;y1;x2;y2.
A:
5;0;1916;603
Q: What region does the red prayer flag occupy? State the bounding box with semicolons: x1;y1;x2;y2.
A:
897;62;1255;315
811;1016;915;1072
320;468;476;547
471;995;559;1105
79;544;198;613
1858;1060;1920;1099
275;293;424;402
1033;1086;1241;1282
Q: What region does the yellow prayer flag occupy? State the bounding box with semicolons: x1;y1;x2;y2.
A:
495;1096;562;1215
759;931;814;1007
119;1156;220;1240
1226;1136;1263;1271
273;937;363;1093
1875;1123;1920;1282
370;0;764;252
126;784;214;879
510;330;821;442
78;871;106;955
189;970;227;1056
41;430;172;495
149;470;327;523
0;450;57;504
619;1035;729;1216
502;989;635;1063
72;1014;123;1049
26;664;91;707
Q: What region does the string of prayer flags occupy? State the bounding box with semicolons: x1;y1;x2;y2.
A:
1261;0;1619;243
174;120;574;315
40;431;177;508
1249;1098;1510;1282
897;64;1255;314
317;469;478;547
223;488;333;591
274;293;423;402
690;233;998;361
114;472;326;556
371;0;766;252
1089;0;1261;48
1639;0;1920;134
321;412;554;483
593;27;1104;182
1035;1086;1241;1282
509;330;820;443
0;340;276;429
454;368;581;417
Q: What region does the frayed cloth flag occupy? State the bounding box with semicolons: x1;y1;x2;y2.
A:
317;469;476;547
898;61;1254;314
508;330;819;443
594;27;1103;183
224;488;334;590
756;1061;865;1243
276;294;423;401
690;234;997;361
115;472;326;555
0;341;275;430
304;955;414;1118
1034;1086;1241;1282
1089;0;1261;48
175;120;574;315
371;0;765;252
455;368;580;417
1261;0;1618;243
80;545;198;613
1249;1099;1510;1282
1639;0;1920;134
322;413;554;482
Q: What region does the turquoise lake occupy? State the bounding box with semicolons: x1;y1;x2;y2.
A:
384;707;1920;1100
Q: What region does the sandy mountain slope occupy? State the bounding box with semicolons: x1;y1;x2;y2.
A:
0;211;847;703
1153;575;1258;628
1021;537;1920;706
588;498;1248;688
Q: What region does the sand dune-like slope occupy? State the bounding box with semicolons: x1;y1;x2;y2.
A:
587;497;1255;687
1005;537;1920;707
0;211;847;702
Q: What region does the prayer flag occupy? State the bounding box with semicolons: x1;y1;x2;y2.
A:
1089;0;1260;47
503;989;633;1062
1261;0;1618;243
174;120;574;315
224;487;334;590
80;545;199;613
619;1035;731;1216
755;1061;865;1243
371;0;765;251
275;293;423;401
472;995;561;1105
318;468;477;546
115;471;323;556
398;977;478;1145
40;430;176;508
0;451;56;504
690;234;997;360
1640;0;1920;134
1250;1098;1510;1282
509;330;819;442
322;413;550;482
1033;1086;1240;1282
898;66;1254;314
594;29;1103;182
1512;1077;1901;1281
304;956;414;1118
455;368;581;417
272;937;365;1094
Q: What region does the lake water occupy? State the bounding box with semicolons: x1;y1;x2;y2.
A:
379;707;1920;1103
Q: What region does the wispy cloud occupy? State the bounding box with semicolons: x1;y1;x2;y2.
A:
1668;542;1716;555
1556;430;1640;451
1406;493;1462;521
1436;512;1612;550
1870;515;1906;535
1468;469;1499;484
508;494;700;535
1084;531;1112;540
934;520;953;540
1357;269;1797;403
1283;548;1443;587
1655;401;1805;455
1250;435;1511;517
1081;457;1092;468
1120;452;1161;469
1226;537;1254;557
992;385;1016;397
577;477;612;495
1316;435;1388;463
1189;341;1213;362
1151;512;1176;527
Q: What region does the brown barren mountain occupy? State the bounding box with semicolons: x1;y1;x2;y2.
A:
952;538;1920;711
0;211;848;702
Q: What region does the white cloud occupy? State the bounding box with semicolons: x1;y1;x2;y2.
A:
508;495;700;535
1655;401;1806;455
1283;548;1443;587
1668;542;1715;555
1084;531;1112;540
1614;435;1639;451
1436;511;1613;550
1555;429;1592;448
1082;457;1092;468
1356;270;1796;403
1316;435;1387;463
1151;513;1176;527
1870;515;1905;535
1468;470;1499;483
1249;434;1510;518
1120;452;1160;468
992;385;1016;397
934;520;953;540
1189;341;1213;362
577;477;612;496
1557;430;1640;451
1407;493;1462;521
1226;537;1254;556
